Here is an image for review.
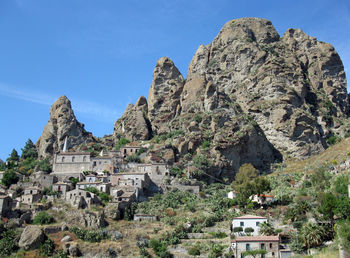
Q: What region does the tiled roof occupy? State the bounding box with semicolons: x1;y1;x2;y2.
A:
232;235;280;242
234;214;267;219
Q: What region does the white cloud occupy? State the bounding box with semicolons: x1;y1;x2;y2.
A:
0;83;57;105
0;83;122;123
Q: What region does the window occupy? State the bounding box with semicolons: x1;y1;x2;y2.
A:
62;157;65;162
246;244;250;250
83;156;86;162
256;222;260;226
240;221;244;227
72;156;75;162
261;243;265;250
272;252;275;256
269;243;272;249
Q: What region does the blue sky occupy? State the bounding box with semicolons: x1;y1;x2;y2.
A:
0;0;349;160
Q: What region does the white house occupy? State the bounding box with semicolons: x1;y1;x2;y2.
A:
227;190;238;199
232;215;267;236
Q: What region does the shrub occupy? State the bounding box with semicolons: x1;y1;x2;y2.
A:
0;229;18;256
188;246;201;256
149;238;171;258
33;211;54;225
327;135;340;145
40;238;55;256
69;226;109;242
201;140;211;149
233;227;243;233
194;114;202;123
209;231;227;238
126;154;141;163
244;227;254;235
1;170;19;187
116;137;130;150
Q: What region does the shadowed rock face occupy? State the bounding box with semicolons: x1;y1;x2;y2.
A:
36;96;90;158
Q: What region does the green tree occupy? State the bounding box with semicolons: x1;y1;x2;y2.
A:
258;222;275;236
337;221;350;254
1;170;19;187
333;175;349;196
299;222;326;252
233;163;259;186
21;139;38;159
8;149;19;162
38;158;52;172
317;192;337;223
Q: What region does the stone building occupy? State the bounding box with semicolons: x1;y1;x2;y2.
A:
21;187;43;204
120;145;141;157
32;171;58;188
52;182;72;195
134;214;158;222
76;181;111;194
110;172;150;190
65;189;101;209
52;152;91;179
0;195;12;217
231;235;280;258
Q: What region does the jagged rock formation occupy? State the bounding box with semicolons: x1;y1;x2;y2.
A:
148;57;185;134
36;96;92;159
114;96;152;141
113;17;348;176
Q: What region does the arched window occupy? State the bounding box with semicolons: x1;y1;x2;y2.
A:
83;156;86;162
72;156;75;162
62;157;65;163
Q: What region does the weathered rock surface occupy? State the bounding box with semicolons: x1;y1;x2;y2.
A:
114;96;152;141
66;210;107;229
148;57;185;134
19;225;46;250
36;96;92;158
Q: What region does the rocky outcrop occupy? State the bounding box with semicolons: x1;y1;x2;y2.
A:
114;96;152;141
148;57;185;134
109;18;348;179
36;96;92;158
66;210;107;229
177;18;348;158
19;225;46;250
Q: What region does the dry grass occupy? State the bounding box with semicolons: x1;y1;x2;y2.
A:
275;137;350;175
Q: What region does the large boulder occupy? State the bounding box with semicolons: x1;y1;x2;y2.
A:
19;225;46;250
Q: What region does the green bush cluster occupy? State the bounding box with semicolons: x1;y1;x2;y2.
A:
69;226;109;242
115;137;130;150
0;228;18;256
33;211;55;225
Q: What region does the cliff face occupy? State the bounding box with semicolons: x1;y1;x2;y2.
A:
113;17;348;176
36;96;91;158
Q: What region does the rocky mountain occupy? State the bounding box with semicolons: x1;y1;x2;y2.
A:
36;18;348;179
36;96;92;158
113;17;348;177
